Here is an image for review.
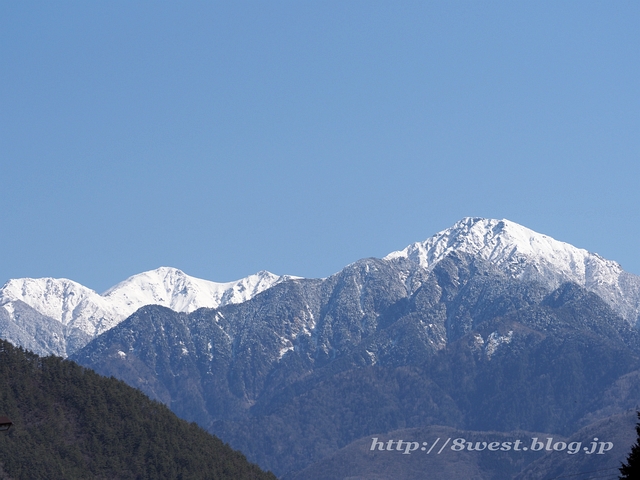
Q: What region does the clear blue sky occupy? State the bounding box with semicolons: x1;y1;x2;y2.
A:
1;1;638;293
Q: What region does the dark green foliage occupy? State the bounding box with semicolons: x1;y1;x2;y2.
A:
619;412;640;479
0;339;275;480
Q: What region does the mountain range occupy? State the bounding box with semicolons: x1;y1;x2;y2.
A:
0;267;296;357
3;218;639;359
2;217;640;478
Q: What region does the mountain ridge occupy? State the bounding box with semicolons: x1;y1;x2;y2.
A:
71;264;640;476
2;217;640;359
0;267;296;356
22;217;638;477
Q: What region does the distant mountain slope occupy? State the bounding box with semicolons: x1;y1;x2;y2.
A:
0;267;294;356
515;411;637;480
287;424;551;480
0;338;276;480
287;412;636;480
7;218;640;476
71;254;640;476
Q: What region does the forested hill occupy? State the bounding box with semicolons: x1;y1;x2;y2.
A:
0;339;276;480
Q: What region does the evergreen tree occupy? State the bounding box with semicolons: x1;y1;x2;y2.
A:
620;411;640;479
0;339;276;480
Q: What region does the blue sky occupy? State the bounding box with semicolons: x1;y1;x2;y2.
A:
1;1;638;292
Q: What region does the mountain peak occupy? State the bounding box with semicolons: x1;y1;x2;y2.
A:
0;276;100;324
103;267;296;314
384;217;638;322
386;217;621;283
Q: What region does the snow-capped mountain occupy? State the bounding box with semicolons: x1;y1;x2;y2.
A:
5;217;640;477
69;218;640;477
0;267;296;356
2;217;640;360
103;267;293;314
384;217;640;323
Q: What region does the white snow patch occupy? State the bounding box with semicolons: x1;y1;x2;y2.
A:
2;302;14;316
365;350;377;365
485;331;513;358
278;345;294;359
277;336;295;359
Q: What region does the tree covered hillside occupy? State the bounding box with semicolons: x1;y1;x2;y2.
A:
0;339;275;480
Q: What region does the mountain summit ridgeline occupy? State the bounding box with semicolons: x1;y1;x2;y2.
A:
385;218;640;323
2;217;638;357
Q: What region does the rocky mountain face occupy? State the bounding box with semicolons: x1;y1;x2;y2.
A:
0;267;295;357
68;218;640;477
6;217;640;477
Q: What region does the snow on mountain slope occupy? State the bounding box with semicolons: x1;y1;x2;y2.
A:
384;217;640;323
1;277;105;325
0;267;296;341
103;267;294;316
2;217;640;359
